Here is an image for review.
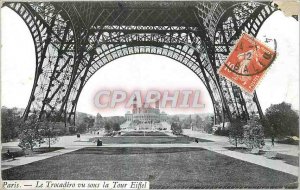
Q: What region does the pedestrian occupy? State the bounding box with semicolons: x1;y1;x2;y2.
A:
6;150;15;160
97;139;102;146
271;136;275;147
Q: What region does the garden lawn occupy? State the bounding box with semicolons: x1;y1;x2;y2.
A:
2;147;297;189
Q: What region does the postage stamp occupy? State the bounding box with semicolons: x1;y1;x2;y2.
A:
218;33;277;94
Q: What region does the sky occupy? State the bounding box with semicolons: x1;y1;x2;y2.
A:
1;7;299;117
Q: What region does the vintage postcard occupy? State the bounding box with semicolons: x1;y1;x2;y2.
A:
0;0;299;189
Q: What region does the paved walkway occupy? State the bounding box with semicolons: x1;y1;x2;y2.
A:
1;148;80;170
183;129;299;156
1;136;94;171
183;129;299;176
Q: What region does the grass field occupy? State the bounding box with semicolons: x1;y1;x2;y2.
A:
2;147;297;188
89;136;213;144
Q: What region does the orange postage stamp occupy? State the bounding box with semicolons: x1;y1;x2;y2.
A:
218;33;277;94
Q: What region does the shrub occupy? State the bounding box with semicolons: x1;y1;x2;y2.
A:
214;128;229;136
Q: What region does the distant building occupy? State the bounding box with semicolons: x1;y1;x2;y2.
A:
125;97;167;123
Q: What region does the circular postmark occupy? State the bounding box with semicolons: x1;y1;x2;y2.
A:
223;33;277;76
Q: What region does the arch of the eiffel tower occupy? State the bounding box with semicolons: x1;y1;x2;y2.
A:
3;1;278;125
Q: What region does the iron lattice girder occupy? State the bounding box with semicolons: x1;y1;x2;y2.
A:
3;1;277;124
54;1;202;28
4;2;77;121
214;2;276;120
68;31;217;109
67;45;223;124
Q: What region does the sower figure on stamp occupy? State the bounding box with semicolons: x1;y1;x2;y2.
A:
236;46;261;84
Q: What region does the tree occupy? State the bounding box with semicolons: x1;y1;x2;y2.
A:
203;116;214;134
94;113;105;129
84;116;95;132
228;117;245;147
265;102;299;138
76;116;95;133
1;107;22;142
76;112;95;133
112;123;121;131
195;115;202;127
18;114;43;151
40;121;59;151
171;122;182;135
243;115;265;149
77;122;87;133
104;122;112;133
108;116;126;125
182;115;192;129
190;115;203;131
170;115;180;123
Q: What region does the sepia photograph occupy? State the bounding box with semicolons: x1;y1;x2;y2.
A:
1;1;299;189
